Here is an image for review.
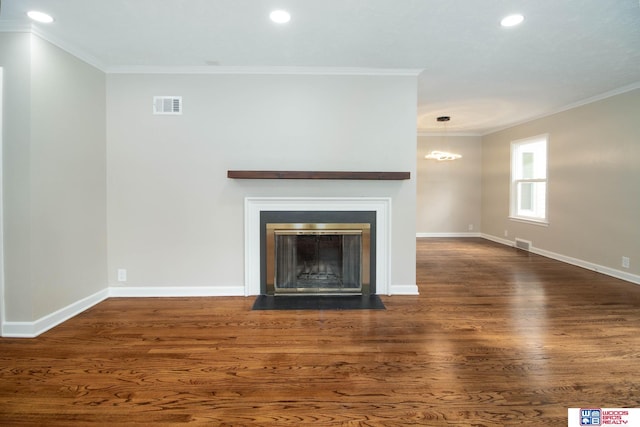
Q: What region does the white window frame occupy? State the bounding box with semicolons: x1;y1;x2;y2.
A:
509;134;549;225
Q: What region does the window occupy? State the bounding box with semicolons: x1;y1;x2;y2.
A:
510;135;548;223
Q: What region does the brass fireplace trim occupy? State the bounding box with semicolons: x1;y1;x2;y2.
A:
266;223;371;295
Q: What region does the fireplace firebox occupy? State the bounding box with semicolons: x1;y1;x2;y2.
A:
260;211;376;296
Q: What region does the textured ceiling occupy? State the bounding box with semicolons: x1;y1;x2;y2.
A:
1;0;639;134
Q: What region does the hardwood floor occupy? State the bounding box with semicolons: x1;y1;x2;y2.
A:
1;238;639;426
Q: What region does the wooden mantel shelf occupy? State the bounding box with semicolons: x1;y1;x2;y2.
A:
227;170;410;180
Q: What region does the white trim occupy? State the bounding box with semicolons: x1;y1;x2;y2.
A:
529;246;640;286
20;27;421;77
108;286;245;298
29;26;106;71
416;131;483;137
531;81;640;122
1;289;109;338
480;233;515;247
1;26;414;78
510;134;549;223
1;286;245;337
483;81;640;135
106;65;423;76
389;284;420;295
244;197;393;296
0;21;32;33
481;233;640;286
417;232;482;238
508;216;550;226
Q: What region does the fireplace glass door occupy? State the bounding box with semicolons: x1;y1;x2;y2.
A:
266;223;370;295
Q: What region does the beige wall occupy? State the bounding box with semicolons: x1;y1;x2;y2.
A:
1;33;107;323
417;135;482;234
29;36;107;319
106;73;417;292
0;33;32;321
482;89;640;277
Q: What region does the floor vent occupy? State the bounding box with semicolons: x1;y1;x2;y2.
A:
153;96;182;115
515;238;532;251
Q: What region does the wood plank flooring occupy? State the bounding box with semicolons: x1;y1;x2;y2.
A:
1;238;639;426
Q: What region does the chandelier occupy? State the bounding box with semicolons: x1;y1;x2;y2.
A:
424;116;462;161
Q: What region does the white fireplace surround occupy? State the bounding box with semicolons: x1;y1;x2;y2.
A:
244;197;392;296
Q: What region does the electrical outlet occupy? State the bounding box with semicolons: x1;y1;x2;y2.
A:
468;224;474;231
504;229;509;237
622;257;630;269
117;269;127;282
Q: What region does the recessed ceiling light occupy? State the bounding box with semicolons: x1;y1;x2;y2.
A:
501;14;524;27
270;10;291;24
27;10;54;23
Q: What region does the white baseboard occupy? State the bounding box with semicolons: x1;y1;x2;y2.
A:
108;285;246;298
2;288;109;338
480;233;515;247
417;232;482;238
1;282;414;338
108;285;420;297
481;233;640;286
529;246;640;285
6;234;636;338
388;284;420;295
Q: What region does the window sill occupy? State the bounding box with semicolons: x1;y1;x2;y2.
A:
508;216;549;227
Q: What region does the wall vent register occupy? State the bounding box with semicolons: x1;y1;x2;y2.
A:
153;96;182;115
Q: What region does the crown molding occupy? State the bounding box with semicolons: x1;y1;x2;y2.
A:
30;25;106;71
417;81;640;137
0;23;107;70
481;81;640;136
416;131;483;137
546;81;640;116
0;21;31;32
0;23;422;77
106;65;424;76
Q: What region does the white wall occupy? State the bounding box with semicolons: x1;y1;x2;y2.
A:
482;89;640;280
107;72;417;293
417;135;482;235
0;33;107;326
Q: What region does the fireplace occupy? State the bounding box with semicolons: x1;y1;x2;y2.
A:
244;197;392;296
266;222;371;295
260;211;376;296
